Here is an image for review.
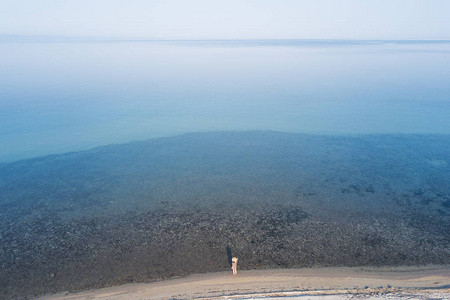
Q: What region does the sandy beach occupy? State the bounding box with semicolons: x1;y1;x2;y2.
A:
38;265;450;300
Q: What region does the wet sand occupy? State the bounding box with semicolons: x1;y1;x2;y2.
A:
39;265;450;300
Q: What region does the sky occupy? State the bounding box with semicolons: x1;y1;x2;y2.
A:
1;0;450;40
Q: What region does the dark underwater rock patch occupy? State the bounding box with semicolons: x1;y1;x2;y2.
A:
1;131;449;299
442;200;450;209
1;204;448;299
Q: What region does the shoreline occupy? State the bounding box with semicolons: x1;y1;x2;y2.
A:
38;265;450;300
2;132;449;299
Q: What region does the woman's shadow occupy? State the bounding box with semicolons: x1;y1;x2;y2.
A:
226;245;233;267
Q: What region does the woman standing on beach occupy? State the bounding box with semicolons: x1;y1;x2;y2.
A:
231;257;238;275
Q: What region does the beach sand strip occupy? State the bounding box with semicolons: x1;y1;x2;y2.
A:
38;265;450;300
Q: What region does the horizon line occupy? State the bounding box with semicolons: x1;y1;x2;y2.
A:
1;34;450;42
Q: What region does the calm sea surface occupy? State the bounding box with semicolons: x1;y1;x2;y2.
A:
1;39;450;162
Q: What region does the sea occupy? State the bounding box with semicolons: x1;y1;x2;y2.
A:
0;38;450;299
1;38;449;162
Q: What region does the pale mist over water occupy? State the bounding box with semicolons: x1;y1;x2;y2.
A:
0;39;450;162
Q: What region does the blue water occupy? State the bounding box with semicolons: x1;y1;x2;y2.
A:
1;39;450;162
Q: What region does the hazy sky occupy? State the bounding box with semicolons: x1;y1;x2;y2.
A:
1;0;449;39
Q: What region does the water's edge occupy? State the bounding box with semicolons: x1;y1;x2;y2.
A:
1;131;449;299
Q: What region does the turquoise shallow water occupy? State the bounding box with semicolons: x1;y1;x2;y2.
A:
1;39;450;162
